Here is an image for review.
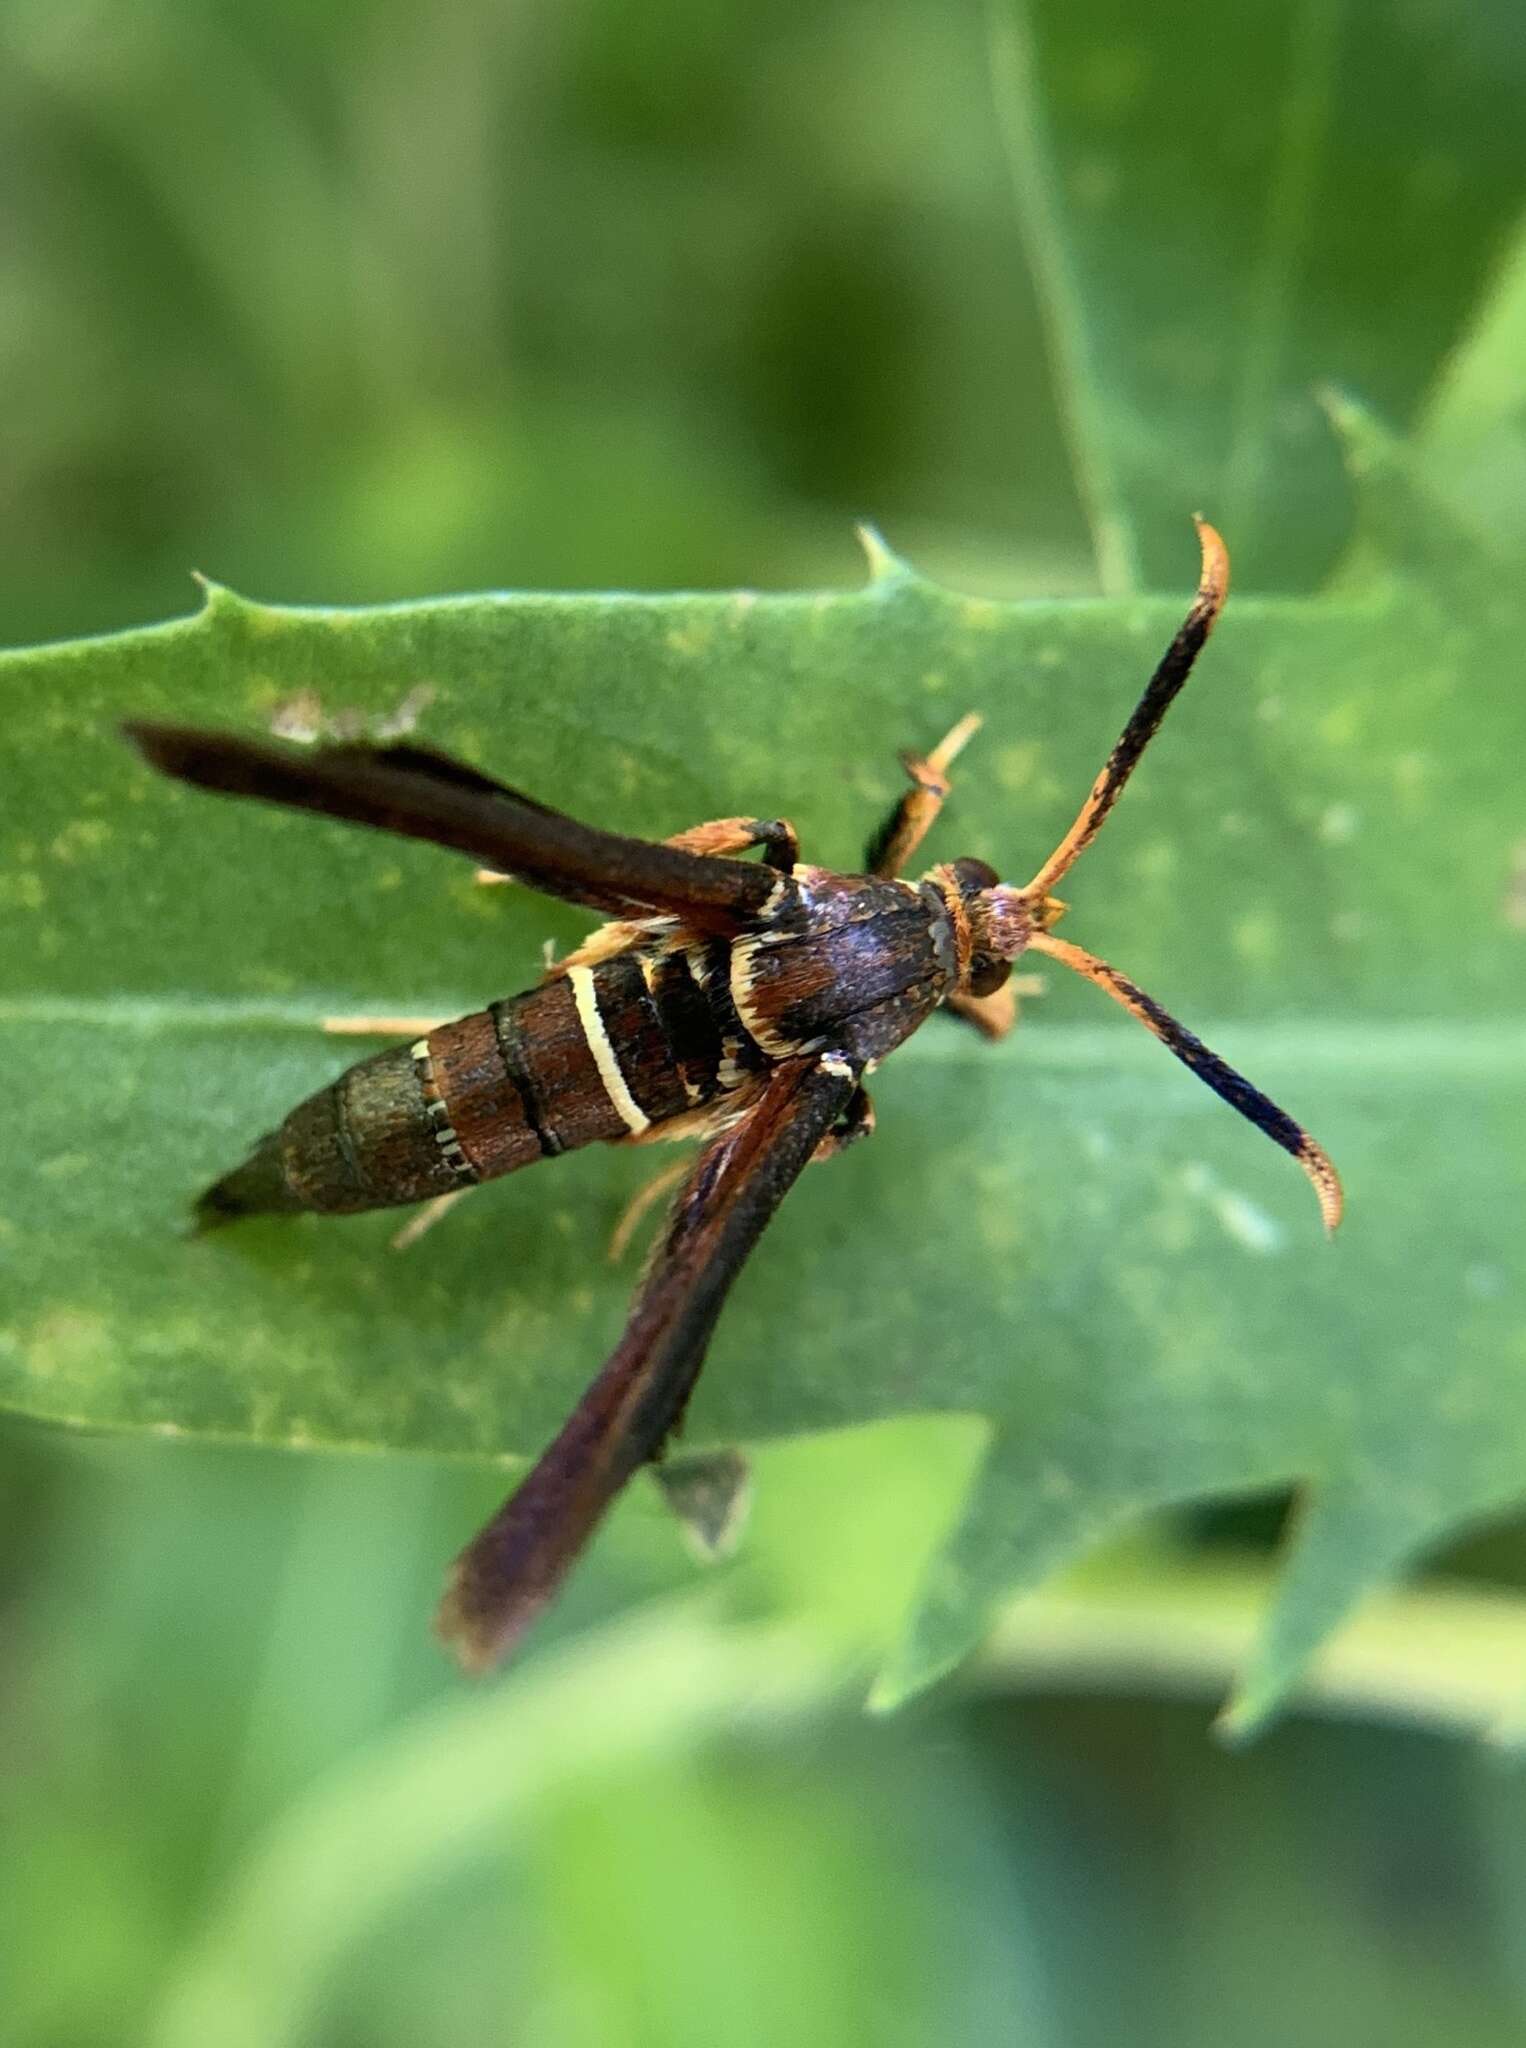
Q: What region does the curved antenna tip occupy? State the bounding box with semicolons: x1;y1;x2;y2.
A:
1298;1138;1345;1236
1191;515;1231;607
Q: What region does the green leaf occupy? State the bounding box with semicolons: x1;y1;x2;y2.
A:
4;414;1524;1728
995;0;1526;590
7;3;1526;1732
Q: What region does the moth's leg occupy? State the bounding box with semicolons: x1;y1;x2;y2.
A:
662;816;799;870
552;919;646;978
944;973;1047;1042
478;816;798;890
608;1159;691;1262
322;1013;451;1036
946;985;1016;1041
811;1082;875;1161
391;1187;473;1251
865;712;982;878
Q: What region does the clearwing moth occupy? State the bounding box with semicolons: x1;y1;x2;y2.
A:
126;521;1341;1671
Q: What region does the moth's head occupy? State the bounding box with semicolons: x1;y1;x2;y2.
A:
962;877;1065;981
933;861;1067;996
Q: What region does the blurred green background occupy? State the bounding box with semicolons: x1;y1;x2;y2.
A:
5;2;1526;2043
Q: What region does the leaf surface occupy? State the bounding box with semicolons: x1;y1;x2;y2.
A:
4;419;1523;1723
6;2;1526;1723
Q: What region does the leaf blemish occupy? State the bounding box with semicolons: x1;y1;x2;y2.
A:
1133;838;1178;883
1183;1165;1286;1256
1503;840;1526;931
0;873;46;911
1318;803;1360;844
269;689;325;740
1231;911;1280;965
664;621;714;659
38;1152;91;1180
25;1309;111;1380
1463;1264;1507;1302
1319;703;1362;748
49;818;111;863
994;743;1041;792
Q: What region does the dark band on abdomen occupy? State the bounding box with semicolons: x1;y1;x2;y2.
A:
424;1009;543;1182
589;955;691;1124
490;993;563;1156
649;949;724;1102
696;937;768;1073
491;975;634;1155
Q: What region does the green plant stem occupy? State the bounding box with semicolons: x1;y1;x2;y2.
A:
973;1553;1526;1745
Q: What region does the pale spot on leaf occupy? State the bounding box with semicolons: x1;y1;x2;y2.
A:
1184;1164;1286;1255
1230;910;1280;965
25;1309;111;1380
1133;837;1178;883
1464;1264;1507;1302
0;872;46;911
1318;803;1360;844
994;743;1041;793
665;620;715;659
50;818;111;863
38;1152;91;1180
1319;703;1362;747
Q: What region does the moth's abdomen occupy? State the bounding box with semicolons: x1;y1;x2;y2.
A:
199;950;717;1224
200;1037;507;1222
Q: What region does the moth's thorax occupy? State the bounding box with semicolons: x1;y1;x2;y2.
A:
726;864;954;1066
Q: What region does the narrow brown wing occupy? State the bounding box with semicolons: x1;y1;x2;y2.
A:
436;1053;859;1672
122;723;783;926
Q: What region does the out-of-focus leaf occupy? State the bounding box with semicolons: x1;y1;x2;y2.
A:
995;0;1526;590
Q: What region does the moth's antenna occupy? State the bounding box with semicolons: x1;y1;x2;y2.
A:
1023;518;1229;902
985;519;1340;1231
1027;929;1343;1233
